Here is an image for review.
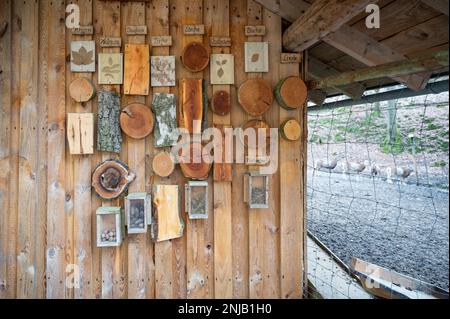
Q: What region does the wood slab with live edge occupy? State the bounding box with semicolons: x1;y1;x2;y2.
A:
124;44;150;95
152;185;184;242
67;113;94;155
238;78;273;117
120;102;155;139
179;78;204;134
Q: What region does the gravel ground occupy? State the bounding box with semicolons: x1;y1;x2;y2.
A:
307;169;449;292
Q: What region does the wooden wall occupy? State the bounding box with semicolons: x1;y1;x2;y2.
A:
0;0;306;299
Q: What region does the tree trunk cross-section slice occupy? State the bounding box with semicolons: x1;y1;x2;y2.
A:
179;142;212;180
238;78;274;117
241;119;271;149
275;76;307;110
211;90;231;116
152;151;175;178
92;159;136;200
280;119;301;141
69;77;96;103
181;42;210;72
120;102;155;139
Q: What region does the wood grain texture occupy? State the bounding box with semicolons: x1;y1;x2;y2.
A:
67;113;94;155
124;43;150;96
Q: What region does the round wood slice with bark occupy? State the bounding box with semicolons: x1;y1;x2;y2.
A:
120;103;155;139
69;77;96;103
274;76;307;110
211;90;231;116
238;78;273;117
240;119;271;149
92;160;136;200
181;42;210;72
179;142;212;180
152;151;175;178
280;118;301;141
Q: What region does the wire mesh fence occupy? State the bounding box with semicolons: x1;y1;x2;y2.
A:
305;77;449;299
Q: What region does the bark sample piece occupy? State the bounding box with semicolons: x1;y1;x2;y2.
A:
241;119;271;149
211;90;231;116
238;78;273;117
125;192;151;234
96;206;124;247
98;53;123;85
244;42;269;73
179;142;212;180
120;102;155;139
275;76;307;110
179;78;204;135
214;125;232;182
280;119;301;141
181;42;210;72
69;77;96;103
124;44;150;95
152;93;178;147
185;181;209;219
152;151;175;178
210;54;235;85
92;159;136;200
152;185;184;242
97;91;123;153
71;41;96;72
67;113;94;155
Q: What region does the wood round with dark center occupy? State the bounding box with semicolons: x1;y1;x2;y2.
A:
69;77;96;103
152;152;175;178
100;167;122;191
92;160;136;200
179;143;212;180
280;119;301;141
275;76;307;109
241;119;271;149
120;103;155;139
211;90;231;116
181;42;210;72
238;78;273;117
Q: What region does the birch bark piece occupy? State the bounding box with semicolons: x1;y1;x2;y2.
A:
92;159;136;200
152;152;175;178
69;77;96;103
241;119;271;149
211;90;231;116
152;93;178;148
238;78;273;117
280;119;301;141
179;142;212;180
97;91;122;153
120;102;155;139
181;42;210;72
274;76;307;109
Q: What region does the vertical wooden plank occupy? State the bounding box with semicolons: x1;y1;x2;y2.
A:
71;0;94;299
123;1;148;300
0;0;12;299
46;0;67;300
230;0;249;299
279;26;304;302
261;8;281;299
205;0;233;299
16;0;39;299
246;0;265;300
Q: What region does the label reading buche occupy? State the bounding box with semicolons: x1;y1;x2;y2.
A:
151;36;173;47
245;26;266;36
183;24;205;35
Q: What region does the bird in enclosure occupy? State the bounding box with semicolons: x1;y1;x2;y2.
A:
341;160;367;181
314;157;339;171
370;163;414;184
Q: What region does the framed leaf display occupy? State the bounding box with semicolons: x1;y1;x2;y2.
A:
71;41;96;73
98;53;123;85
210;54;234;85
151;56;176;87
244;42;269;73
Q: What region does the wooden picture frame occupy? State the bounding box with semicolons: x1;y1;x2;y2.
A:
98;53;123;85
185;181;209;219
244;42;269;73
210;54;234;85
71;41;96;73
244;172;269;209
96;206;124;248
125;192;152;234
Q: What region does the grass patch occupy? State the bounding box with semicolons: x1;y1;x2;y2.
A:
433;160;448;168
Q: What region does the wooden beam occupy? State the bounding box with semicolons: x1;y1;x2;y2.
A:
308;49;449;90
421;0;449;16
283;0;376;52
323;24;431;91
309;56;366;100
254;0;309;23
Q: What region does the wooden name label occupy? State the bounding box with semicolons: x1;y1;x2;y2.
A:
72;26;94;35
99;37;122;48
281;53;302;64
210;37;232;47
245;26;266;36
126;25;148;35
183;24;205;35
151;36;173;47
